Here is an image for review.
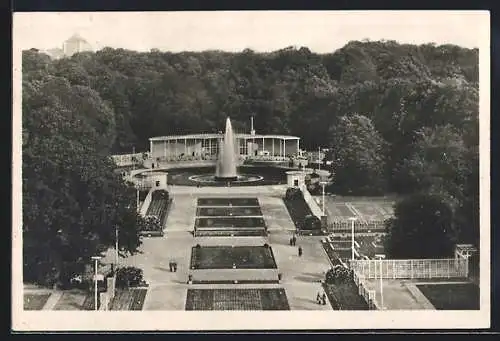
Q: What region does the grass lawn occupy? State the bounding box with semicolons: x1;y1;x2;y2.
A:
53;290;94;310
322;282;369;310
24;293;51;310
185;288;290;310
190;246;277;269
417;283;479;310
110;289;148;310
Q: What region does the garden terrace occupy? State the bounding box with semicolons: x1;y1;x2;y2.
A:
185;288;290;310
190;246;277;270
416;283;479;310
197;197;260;207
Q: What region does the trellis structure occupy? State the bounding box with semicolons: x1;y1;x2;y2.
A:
350;258;468;280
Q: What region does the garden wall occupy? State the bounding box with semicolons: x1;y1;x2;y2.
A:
139;187;154;216
189;268;279;283
301;185;327;225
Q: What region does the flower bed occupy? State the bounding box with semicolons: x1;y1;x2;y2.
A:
109;288;148;310
322;282;369;310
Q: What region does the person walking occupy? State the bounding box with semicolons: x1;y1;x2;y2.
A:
298;246;303;257
316;292;321;304
322;292;327;305
292;235;297;246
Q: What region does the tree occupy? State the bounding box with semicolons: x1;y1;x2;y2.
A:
22;73;142;287
328;114;386;195
385;193;457;259
325;265;353;284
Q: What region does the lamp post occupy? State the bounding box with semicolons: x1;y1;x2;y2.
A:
115;225;119;268
91;256;102;311
348;217;358;261
379;257;384;309
318;147;321;171
319;181;327;216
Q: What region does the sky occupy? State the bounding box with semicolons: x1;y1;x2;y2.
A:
14;11;487;53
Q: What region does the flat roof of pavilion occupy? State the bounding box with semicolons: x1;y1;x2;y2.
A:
149;133;300;141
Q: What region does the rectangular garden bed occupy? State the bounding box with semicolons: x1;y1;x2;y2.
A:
322;282;369;310
196;206;263;217
24;293;51;310
185;288;290;310
190;245;277;269
195;217;266;229
197;197;260;207
416;283;479;310
109;288;148;310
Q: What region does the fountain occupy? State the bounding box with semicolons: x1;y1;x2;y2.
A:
214;117;238;181
135;116;290;186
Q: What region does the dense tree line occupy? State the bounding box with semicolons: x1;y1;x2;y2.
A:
22;40;479;279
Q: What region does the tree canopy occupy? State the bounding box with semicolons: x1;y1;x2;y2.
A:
22;40;480;284
385;193;457;259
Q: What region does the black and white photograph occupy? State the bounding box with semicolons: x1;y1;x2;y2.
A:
12;10;490;330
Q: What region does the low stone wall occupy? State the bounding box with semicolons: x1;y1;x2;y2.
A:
300;185;327;226
189;268;279;283
139;187;154;216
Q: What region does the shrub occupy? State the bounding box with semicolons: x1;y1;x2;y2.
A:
304;214;322;230
143;215;161;231
116;266;144;288
325;265;353;284
285;187;303;200
151;189;169;201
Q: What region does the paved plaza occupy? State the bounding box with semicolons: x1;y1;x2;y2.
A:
97;190;333;310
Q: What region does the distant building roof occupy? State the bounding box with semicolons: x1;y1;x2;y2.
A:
66;34;89;44
149;133;300;142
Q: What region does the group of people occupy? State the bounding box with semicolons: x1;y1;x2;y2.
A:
316;292;327;305
289;234;303;257
169;261;178;272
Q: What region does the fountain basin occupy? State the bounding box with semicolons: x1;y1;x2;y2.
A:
134;166;290;187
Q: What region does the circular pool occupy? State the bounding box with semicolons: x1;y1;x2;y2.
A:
134;166;290;187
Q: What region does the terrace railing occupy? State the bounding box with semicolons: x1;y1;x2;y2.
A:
350;258;469;280
352;270;378;310
328;220;387;234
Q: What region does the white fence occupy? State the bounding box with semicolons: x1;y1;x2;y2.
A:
350;258;468;279
328;220;386;233
111;153;146;167
352;270;378;310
